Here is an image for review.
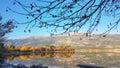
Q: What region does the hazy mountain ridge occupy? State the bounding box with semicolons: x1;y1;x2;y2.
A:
8;33;120;48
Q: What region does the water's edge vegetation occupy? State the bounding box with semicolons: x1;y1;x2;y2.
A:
0;43;74;54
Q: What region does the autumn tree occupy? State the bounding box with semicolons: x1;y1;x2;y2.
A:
7;0;120;36
6;45;15;51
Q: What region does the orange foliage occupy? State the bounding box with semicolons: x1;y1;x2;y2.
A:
6;45;74;52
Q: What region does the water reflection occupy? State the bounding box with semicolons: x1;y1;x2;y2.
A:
5;52;74;61
72;52;120;68
3;52;120;68
0;55;5;63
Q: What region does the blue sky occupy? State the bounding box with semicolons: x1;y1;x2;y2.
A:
0;0;120;39
0;0;50;39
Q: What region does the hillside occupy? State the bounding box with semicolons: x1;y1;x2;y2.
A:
7;33;120;48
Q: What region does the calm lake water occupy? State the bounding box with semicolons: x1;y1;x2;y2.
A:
4;51;120;68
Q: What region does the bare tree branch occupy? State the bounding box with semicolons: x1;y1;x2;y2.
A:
8;0;120;35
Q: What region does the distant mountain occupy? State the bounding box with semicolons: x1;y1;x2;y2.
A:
8;36;55;46
7;33;120;48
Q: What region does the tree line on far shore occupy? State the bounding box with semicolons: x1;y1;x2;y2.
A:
0;43;74;53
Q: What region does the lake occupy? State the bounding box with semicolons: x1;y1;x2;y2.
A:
4;51;120;68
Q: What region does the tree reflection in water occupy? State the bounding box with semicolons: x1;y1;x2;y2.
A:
5;52;74;61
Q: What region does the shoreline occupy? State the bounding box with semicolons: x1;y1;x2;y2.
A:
75;48;120;53
1;51;75;56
